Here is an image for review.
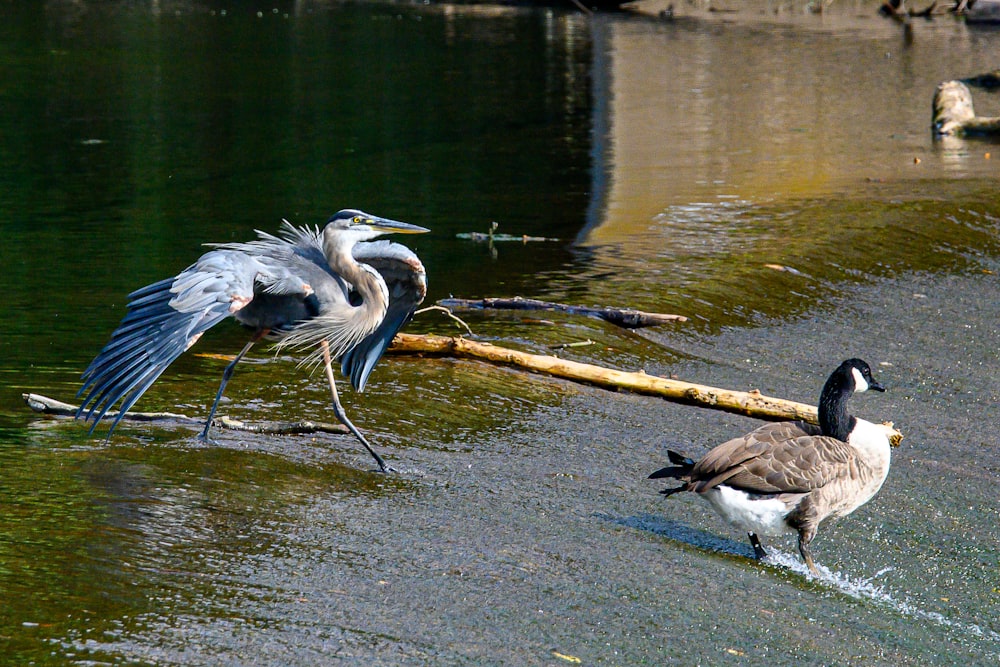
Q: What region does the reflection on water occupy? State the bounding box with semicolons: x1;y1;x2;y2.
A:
585;9;1000;242
0;433;410;662
556;11;1000;336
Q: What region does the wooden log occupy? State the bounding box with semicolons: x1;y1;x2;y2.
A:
21;393;349;435
27;337;903;445
436;297;687;329
933;80;1000;137
23;393;199;423
387;334;904;444
389;333;816;423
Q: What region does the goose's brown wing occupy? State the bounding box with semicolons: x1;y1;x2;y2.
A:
690;421;852;494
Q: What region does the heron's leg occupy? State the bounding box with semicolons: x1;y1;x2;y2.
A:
748;533;767;560
199;329;268;441
320;340;390;473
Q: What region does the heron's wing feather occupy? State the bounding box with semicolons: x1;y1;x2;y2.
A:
77;250;266;436
340;240;428;391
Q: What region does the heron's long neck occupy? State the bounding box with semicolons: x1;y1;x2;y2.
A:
324;238;389;323
818;373;855;442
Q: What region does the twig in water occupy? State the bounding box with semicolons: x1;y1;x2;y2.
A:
414;305;474;335
549;339;595;350
437;296;687;329
22;393;349;436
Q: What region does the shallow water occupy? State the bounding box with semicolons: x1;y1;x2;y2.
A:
1;1;999;665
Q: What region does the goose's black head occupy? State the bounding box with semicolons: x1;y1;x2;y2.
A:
818;358;885;441
840;358;885;394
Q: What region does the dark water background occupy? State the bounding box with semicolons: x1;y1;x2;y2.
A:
1;1;999;664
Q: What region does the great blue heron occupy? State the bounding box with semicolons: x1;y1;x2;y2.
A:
77;209;429;472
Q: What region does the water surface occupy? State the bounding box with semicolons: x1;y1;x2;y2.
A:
0;2;998;664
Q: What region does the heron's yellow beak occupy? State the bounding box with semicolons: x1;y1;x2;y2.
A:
365;216;430;234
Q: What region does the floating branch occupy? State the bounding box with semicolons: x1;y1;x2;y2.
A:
387;333;904;444
390;334;803;423
456;232;560;243
24;393;199;423
27;336;903;445
456;221;559;244
22;393;349;436
212;416;349;436
437;296;687;329
549;339;595;350
414;304;474;335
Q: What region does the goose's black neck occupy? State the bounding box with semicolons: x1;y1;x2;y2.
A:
818;366;856;442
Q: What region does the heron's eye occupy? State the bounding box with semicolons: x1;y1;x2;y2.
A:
353;216;362;223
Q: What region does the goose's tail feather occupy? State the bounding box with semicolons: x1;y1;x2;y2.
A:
648;449;696;496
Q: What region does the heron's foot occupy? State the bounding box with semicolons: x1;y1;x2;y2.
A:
749;533;768;560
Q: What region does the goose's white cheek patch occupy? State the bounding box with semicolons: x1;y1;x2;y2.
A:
851;367;869;393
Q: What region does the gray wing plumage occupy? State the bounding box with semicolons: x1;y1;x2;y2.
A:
688;421;855;494
76;250;278;434
341;239;428;391
77;230;320;435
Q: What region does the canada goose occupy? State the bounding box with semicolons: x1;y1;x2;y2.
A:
649;358;898;574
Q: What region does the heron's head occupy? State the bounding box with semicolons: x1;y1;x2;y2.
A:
323;209;430;245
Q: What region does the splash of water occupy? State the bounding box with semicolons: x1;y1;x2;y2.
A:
763;549;1000;643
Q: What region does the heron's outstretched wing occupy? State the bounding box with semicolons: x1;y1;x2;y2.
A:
76;250;301;436
340;239;427;391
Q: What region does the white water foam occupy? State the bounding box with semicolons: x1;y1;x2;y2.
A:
761;548;1000;644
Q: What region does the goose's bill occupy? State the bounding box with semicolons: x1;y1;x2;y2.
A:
869;380;886;392
366;216;430;234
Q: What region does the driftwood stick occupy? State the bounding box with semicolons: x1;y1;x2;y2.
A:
414;304;474;335
387;334;904;444
388;334;817;423
213;416;349;435
23;393;200;423
22;393;349;435
436;297;687;329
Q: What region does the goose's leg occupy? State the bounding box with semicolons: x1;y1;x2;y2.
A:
748;533;767;560
320;340;390;473
798;529;820;575
199;329;269;441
